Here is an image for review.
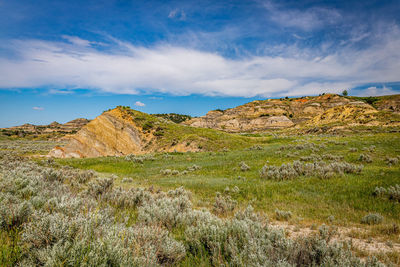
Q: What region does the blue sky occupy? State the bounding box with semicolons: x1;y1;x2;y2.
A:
1;0;400;127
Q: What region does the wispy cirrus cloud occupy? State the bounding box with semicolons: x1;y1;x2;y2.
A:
0;26;399;98
262;1;341;31
61;35;92;47
32;106;44;111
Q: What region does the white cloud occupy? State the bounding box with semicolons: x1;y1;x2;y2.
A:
357;86;398;97
0;30;399;98
32;106;44;111
262;1;341;31
61;35;92;47
168;8;186;20
134;101;145;107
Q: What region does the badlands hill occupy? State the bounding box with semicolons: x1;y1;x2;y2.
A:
184;94;400;132
1;118;90;139
49;94;400;158
49;106;253;158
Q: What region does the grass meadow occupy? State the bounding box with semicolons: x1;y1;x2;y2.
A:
57;132;400;227
1;130;399;266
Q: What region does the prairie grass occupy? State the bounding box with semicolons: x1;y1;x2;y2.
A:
57;132;400;227
2;130;399;265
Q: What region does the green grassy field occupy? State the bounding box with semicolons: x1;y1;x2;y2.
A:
57;132;400;228
2;130;400;265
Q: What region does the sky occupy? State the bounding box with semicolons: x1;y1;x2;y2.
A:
0;0;400;127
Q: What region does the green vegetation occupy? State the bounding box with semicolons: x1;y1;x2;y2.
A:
57;132;400;227
153;113;192;123
0;153;390;266
1;125;400;265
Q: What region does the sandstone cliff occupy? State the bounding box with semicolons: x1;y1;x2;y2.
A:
49;107;252;158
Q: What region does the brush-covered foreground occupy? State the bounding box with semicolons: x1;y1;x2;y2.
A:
59;132;400;225
0;130;399;266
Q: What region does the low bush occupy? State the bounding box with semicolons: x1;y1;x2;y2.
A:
361;213;383;225
122;177;133;183
248;145;263;150
385;157;399;166
212;192;237;215
260;160;363;180
373;184;400;202
0;197;32;231
239;161;250;171
359;154;372;163
275;209;292;221
187;164;201;171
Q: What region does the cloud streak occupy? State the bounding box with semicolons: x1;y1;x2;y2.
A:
0;29;399;98
262;1;341;31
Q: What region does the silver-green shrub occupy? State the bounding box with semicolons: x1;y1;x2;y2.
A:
361;213;383;225
359;154;372;163
385;157;399;166
373;184;400;202
240;161;250;171
213;192;237;215
260;160;363;180
275;209;292;221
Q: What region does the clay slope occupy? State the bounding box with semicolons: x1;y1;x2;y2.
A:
49;107;251;158
309;103;378;126
309;103;400;127
184;94;400;132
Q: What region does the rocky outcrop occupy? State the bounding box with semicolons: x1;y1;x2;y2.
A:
189;114;294;132
49;110;144;158
1;118;90;138
184;94;400;132
184;94;352;132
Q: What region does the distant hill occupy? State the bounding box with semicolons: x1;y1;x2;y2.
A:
183;94;400;132
1;118;90;139
49;106;254;158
